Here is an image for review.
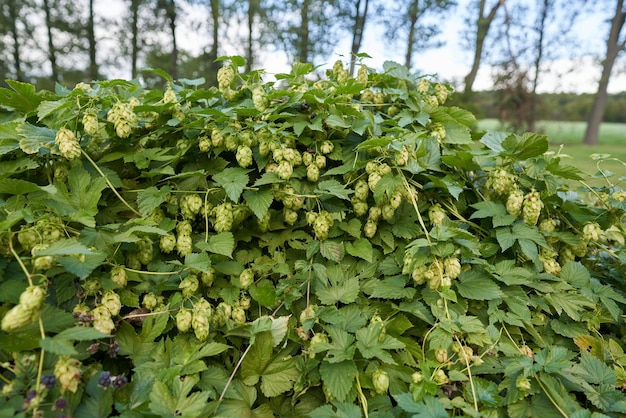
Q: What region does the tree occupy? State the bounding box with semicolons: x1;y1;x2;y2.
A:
463;0;504;95
270;0;343;66
1;0;28;81
42;0;59;83
158;0;179;79
378;0;455;70
87;0;98;80
584;0;626;145
348;0;370;76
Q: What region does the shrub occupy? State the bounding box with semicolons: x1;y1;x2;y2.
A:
1;58;626;417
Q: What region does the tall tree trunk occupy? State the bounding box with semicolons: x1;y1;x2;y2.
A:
206;0;220;86
130;0;140;79
42;0;59;83
87;0;99;80
584;0;625;145
349;0;369;76
528;0;549;132
246;0;260;72
165;0;178;79
405;0;419;69
464;0;503;95
298;0;310;63
7;0;23;81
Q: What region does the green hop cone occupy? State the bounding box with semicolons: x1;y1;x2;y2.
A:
522;190;543;226
357;65;369;84
231;306;246;324
372;369;390;394
55;128;81;160
110;265;128;288
176;308;192;332
192;303;210;341
443;257;461;280
82;108;99;135
180;193;203;219
19;285;45;311
92;306;115;334
252;86;268;112
142;292;159;310
101;290;121;316
217;65;235;90
160;233;177;254
428;203;446;226
239;268;255;290
307;164;320;182
54;356;82;394
176;234;193;257
1;304;37;332
236;145;253;168
179;275;199;298
516;376;532;391
136;237;154;265
506;190;524;217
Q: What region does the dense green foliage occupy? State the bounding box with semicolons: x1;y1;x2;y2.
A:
1;58;626;417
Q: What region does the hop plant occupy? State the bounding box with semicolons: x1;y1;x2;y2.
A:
82;108;99;135
252;86;268;112
179;275;199;298
217;65;235;90
54;356;82;394
55;128;81;160
522;190;543;226
428;203;446;226
92;306;115;334
236;145;254;168
110;265;128;287
357;65;369;84
372;369;390;394
180;194;203;219
107;101;137;138
486;168;516;196
443;257;461;279
160;233;177;254
582;222;603;242
101;290;121;316
176;308;192;332
506;190;525;217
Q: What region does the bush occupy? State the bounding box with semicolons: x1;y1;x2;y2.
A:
1;58;626;417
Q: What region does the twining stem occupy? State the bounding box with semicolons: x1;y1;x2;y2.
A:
454;336;478;412
535;377;569;418
355;372;369;418
218;343;253;402
8;230;33;287
81;150;142;217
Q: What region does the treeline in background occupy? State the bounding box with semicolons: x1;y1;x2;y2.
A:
1;0;625;145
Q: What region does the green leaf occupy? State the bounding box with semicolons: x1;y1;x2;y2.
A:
367;276;416;300
442;121;472;144
308;403;362;418
320;240;345;263
315;179;353;200
0;80;43;114
17;123;56;154
355;323;405;364
213;167;250;202
319;360;357;402
137;186;171;218
544;292;595;321
149;380;177;417
198;232;235;257
455;270;503;300
316;277;360;305
249;280;277;307
184;252;212;274
58;252;108;279
574;351;616;385
240;331;299;397
54;326;109;341
34;239;95;256
480;130;508;153
0;179;42;195
560;262;590;288
39;336;77;355
243;188;273;220
345;238;373;262
323;327;357;363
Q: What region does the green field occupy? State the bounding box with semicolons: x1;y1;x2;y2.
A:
477;119;626;188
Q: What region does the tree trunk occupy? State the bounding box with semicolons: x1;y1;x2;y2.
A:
527;0;549;132
7;0;23;81
87;0;99;80
463;0;503;95
42;0;59;83
405;0;419;69
130;0;140;79
349;0;369;76
246;0;260;72
298;0;310;63
584;0;625;145
206;0;220;86
165;0;178;79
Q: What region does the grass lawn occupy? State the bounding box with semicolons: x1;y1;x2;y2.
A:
476;119;626;189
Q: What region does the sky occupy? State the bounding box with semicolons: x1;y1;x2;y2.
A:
95;1;626;94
